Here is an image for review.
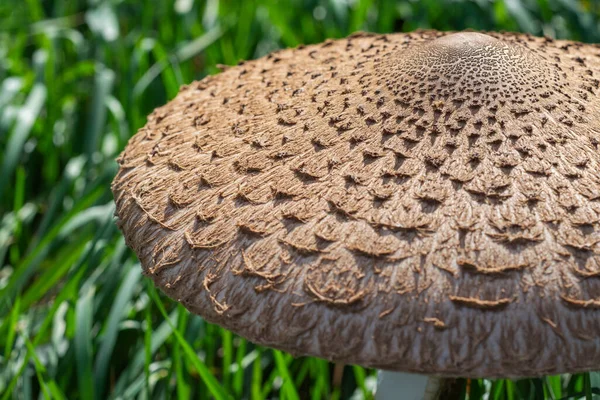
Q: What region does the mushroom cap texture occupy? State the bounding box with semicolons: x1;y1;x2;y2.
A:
112;30;600;378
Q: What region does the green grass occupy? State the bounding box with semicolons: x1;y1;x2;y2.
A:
1;0;599;398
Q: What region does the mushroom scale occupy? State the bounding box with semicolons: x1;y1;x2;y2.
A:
112;30;600;377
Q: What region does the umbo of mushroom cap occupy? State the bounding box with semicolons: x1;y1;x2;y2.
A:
112;30;600;399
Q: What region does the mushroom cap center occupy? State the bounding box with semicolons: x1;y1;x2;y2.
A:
378;32;563;105
424;31;508;54
409;32;533;75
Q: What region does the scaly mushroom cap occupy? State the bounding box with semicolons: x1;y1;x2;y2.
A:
112;30;600;377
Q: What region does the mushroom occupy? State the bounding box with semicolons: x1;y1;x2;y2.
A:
112;30;600;399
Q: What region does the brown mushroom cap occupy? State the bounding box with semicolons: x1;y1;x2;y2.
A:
112;30;600;378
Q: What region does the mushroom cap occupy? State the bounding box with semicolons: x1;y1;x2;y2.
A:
112;30;600;378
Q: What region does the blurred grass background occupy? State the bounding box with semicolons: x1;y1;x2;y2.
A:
1;0;600;399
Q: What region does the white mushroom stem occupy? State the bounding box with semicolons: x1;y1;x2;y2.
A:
376;371;443;400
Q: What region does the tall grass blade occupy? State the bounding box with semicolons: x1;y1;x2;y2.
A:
148;284;232;400
133;25;225;99
75;285;95;400
0;83;46;202
94;266;140;399
273;350;300;400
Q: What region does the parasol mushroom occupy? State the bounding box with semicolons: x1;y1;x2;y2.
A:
112;30;600;399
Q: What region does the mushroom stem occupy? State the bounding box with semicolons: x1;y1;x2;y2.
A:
376;370;443;400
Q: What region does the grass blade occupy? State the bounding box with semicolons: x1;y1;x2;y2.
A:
75;285;95;400
2;296;20;360
272;350;299;400
0;83;46;202
148;284;232;400
21;333;67;400
94;266;140;399
84;65;115;158
133;25;225;99
173;306;191;400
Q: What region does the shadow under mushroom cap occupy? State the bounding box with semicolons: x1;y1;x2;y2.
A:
112;30;600;378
